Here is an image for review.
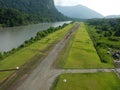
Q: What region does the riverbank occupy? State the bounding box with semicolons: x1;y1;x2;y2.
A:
0;21;71;53
0;22;75;90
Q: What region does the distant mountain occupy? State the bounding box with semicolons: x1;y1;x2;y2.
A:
105;15;120;18
56;5;104;19
0;0;69;27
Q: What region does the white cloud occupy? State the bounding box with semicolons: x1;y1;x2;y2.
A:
54;0;120;16
54;0;80;6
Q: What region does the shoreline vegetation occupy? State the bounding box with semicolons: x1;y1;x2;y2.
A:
0;22;71;60
0;22;74;85
0;7;69;27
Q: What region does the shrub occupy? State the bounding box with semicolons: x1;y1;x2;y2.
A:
0;52;3;60
108;37;120;41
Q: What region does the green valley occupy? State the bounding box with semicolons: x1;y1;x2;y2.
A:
0;0;120;90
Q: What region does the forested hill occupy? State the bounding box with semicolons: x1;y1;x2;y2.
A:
0;0;69;27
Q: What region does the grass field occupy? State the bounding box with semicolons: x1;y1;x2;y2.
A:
0;23;75;83
52;73;120;90
56;23;114;68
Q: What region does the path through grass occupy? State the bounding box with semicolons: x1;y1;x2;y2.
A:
56;23;114;68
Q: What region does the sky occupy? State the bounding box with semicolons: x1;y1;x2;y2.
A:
54;0;120;16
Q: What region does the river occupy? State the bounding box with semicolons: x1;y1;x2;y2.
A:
0;21;71;53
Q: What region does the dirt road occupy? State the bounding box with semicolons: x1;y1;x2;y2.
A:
14;23;120;90
15;23;80;90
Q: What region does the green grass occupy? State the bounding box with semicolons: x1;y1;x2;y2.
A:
56;23;114;68
87;25;117;63
0;23;75;83
52;73;120;90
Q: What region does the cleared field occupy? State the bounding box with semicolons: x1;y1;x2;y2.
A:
56;23;114;68
52;73;120;90
0;23;75;83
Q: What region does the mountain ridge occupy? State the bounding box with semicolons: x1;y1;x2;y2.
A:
0;0;69;27
56;5;104;19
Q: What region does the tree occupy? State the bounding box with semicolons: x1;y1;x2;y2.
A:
104;31;112;37
0;52;3;60
114;30;120;36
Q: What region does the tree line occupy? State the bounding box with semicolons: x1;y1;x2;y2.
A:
87;18;120;37
0;8;69;27
0;0;69;27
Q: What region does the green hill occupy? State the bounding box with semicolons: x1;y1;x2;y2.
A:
0;0;69;27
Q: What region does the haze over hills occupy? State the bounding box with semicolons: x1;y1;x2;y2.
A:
56;5;104;19
0;0;69;27
105;15;120;18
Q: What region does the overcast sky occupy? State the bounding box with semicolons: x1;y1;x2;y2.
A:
54;0;120;16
